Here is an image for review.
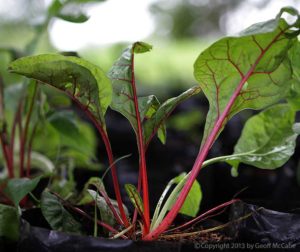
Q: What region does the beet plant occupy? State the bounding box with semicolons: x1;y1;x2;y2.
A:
3;6;300;241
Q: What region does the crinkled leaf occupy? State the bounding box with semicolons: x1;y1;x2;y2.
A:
4;176;41;207
0;204;19;241
9;54;112;128
124;183;144;214
41;190;82;234
194;8;299;148
143;86;201;146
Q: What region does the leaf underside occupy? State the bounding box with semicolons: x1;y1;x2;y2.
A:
226;104;298;172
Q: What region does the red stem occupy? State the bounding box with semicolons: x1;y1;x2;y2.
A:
36;82;129;227
70;97;130;228
167;199;239;233
130;50;150;234
99;189;123;226
53;191;125;238
144;30;284;241
70;205;124;237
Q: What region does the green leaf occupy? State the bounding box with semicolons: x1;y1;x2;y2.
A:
151;172;202;231
48;0;97;23
4;176;41;207
203;104;298;172
47;110;96;158
133;42;153;54
179;179;201;217
41;190;82;234
143;86;201;145
87;189;128;227
109;42;201;146
30;152;55;174
9;54;112;128
88;190;113;226
228;104;297;169
169;173;201;217
48;111;80;140
50;177;75;200
48;0;63;16
124;184;144;214
78;177;128;226
32;121;61;160
56;13;89;23
287;41;300;110
80;177;106;204
194;8;299;147
0;204;19;241
108;42;154;135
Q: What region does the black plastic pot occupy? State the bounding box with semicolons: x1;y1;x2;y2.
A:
230;201;300;249
2;201;300;252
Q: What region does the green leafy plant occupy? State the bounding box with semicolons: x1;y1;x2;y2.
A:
0;0;106;242
2;6;300;242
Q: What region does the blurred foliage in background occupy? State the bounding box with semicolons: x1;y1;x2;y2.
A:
0;0;106;184
1;0;281;95
1;0;299;140
0;0;297;150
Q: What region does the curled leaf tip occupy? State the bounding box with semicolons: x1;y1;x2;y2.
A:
133;42;153;54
